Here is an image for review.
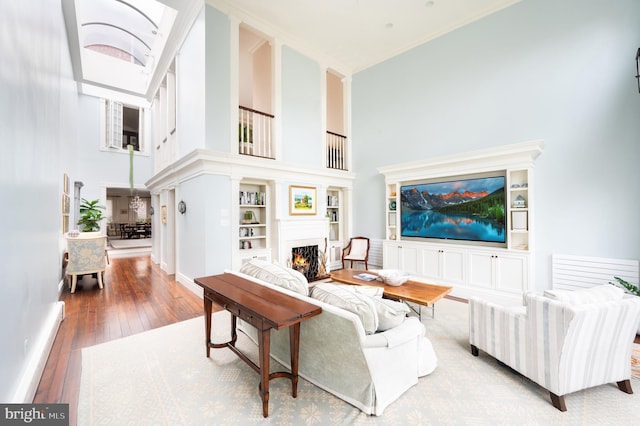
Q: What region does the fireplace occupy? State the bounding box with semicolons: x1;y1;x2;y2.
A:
290;242;328;282
278;219;331;281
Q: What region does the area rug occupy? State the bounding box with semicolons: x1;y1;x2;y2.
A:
633;344;640;379
79;299;639;425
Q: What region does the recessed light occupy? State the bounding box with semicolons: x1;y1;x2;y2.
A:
425;1;435;7
385;22;394;29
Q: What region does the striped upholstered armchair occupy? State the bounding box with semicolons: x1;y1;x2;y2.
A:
469;286;640;411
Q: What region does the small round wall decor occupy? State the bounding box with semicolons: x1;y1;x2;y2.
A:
389;201;396;211
178;200;187;214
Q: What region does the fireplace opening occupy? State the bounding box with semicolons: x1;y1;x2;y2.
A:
291;245;327;282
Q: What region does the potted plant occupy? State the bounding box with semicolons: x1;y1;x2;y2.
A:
77;198;106;232
610;276;640;336
610;276;640;297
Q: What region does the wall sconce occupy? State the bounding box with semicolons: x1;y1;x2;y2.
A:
636;47;640;93
149;206;154;216
178;200;187;214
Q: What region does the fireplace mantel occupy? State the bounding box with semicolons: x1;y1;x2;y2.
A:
277;219;330;266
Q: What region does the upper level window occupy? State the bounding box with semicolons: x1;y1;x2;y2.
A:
101;99;146;153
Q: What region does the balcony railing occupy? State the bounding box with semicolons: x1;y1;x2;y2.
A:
239;106;274;159
326;131;348;171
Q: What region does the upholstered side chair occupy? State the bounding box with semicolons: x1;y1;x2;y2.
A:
469;287;640;411
342;236;370;270
65;234;108;293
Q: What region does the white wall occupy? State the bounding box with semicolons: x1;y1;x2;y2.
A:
178;7;206;157
0;1;72;401
352;0;640;290
74;94;153;211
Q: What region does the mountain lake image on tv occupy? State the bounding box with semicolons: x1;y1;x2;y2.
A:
400;173;506;246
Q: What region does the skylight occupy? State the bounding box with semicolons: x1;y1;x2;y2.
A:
79;0;166;67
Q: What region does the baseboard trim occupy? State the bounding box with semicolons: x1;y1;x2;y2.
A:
11;301;65;402
176;272;202;298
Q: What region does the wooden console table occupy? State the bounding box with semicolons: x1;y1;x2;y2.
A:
194;273;322;417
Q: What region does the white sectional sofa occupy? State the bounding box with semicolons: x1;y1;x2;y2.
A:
232;259;437;416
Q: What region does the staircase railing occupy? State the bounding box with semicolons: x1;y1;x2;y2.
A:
238;106;274;159
326;131;348;171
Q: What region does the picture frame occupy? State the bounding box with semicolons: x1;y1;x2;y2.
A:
62;194;70;214
63;173;69;194
289;185;316;215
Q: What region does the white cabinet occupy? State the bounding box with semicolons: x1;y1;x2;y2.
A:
468;250;528;294
239;250;271;265
382;241;419;274
420;246;465;285
383;240;530;297
383;241;465;285
327;240;344;271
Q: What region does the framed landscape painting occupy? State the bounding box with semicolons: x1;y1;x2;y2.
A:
290;185;316;215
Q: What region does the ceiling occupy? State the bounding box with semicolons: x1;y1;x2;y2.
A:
62;0;520;102
224;0;521;73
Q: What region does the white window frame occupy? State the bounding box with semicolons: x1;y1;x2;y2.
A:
100;99;148;155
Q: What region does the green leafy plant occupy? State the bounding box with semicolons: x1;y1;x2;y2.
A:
610;276;640;297
77;198;106;232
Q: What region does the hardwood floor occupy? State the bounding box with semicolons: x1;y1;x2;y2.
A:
33;255;205;426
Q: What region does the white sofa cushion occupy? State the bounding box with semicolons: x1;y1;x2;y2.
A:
311;283;379;334
371;298;410;331
543;284;624;305
239;259;309;296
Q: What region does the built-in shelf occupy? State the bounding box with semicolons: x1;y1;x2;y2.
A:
378;140;544;301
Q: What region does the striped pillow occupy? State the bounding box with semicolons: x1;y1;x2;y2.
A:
239;259;309;296
311;283;378;334
543;284;623;305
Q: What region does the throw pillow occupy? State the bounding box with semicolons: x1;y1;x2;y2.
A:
239;259;309;296
370;297;410;331
311;283;378;334
543;284;624;305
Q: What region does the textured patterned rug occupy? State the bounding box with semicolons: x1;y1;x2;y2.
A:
79;299;639;425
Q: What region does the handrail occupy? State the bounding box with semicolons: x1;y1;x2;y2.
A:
326;131;348;171
326;130;346;138
239;105;274;118
238;106;274;159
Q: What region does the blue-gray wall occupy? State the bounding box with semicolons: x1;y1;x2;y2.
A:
205;5;231;152
282;46;323;166
178;174;232;279
352;0;640;289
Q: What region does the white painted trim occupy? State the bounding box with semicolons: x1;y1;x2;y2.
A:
377;140;544;183
10;302;65;403
176;272;204;298
145;148;355;194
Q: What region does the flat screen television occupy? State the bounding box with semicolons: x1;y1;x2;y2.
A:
399;171;507;247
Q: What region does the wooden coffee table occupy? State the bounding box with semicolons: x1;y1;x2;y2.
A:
329;269;452;319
